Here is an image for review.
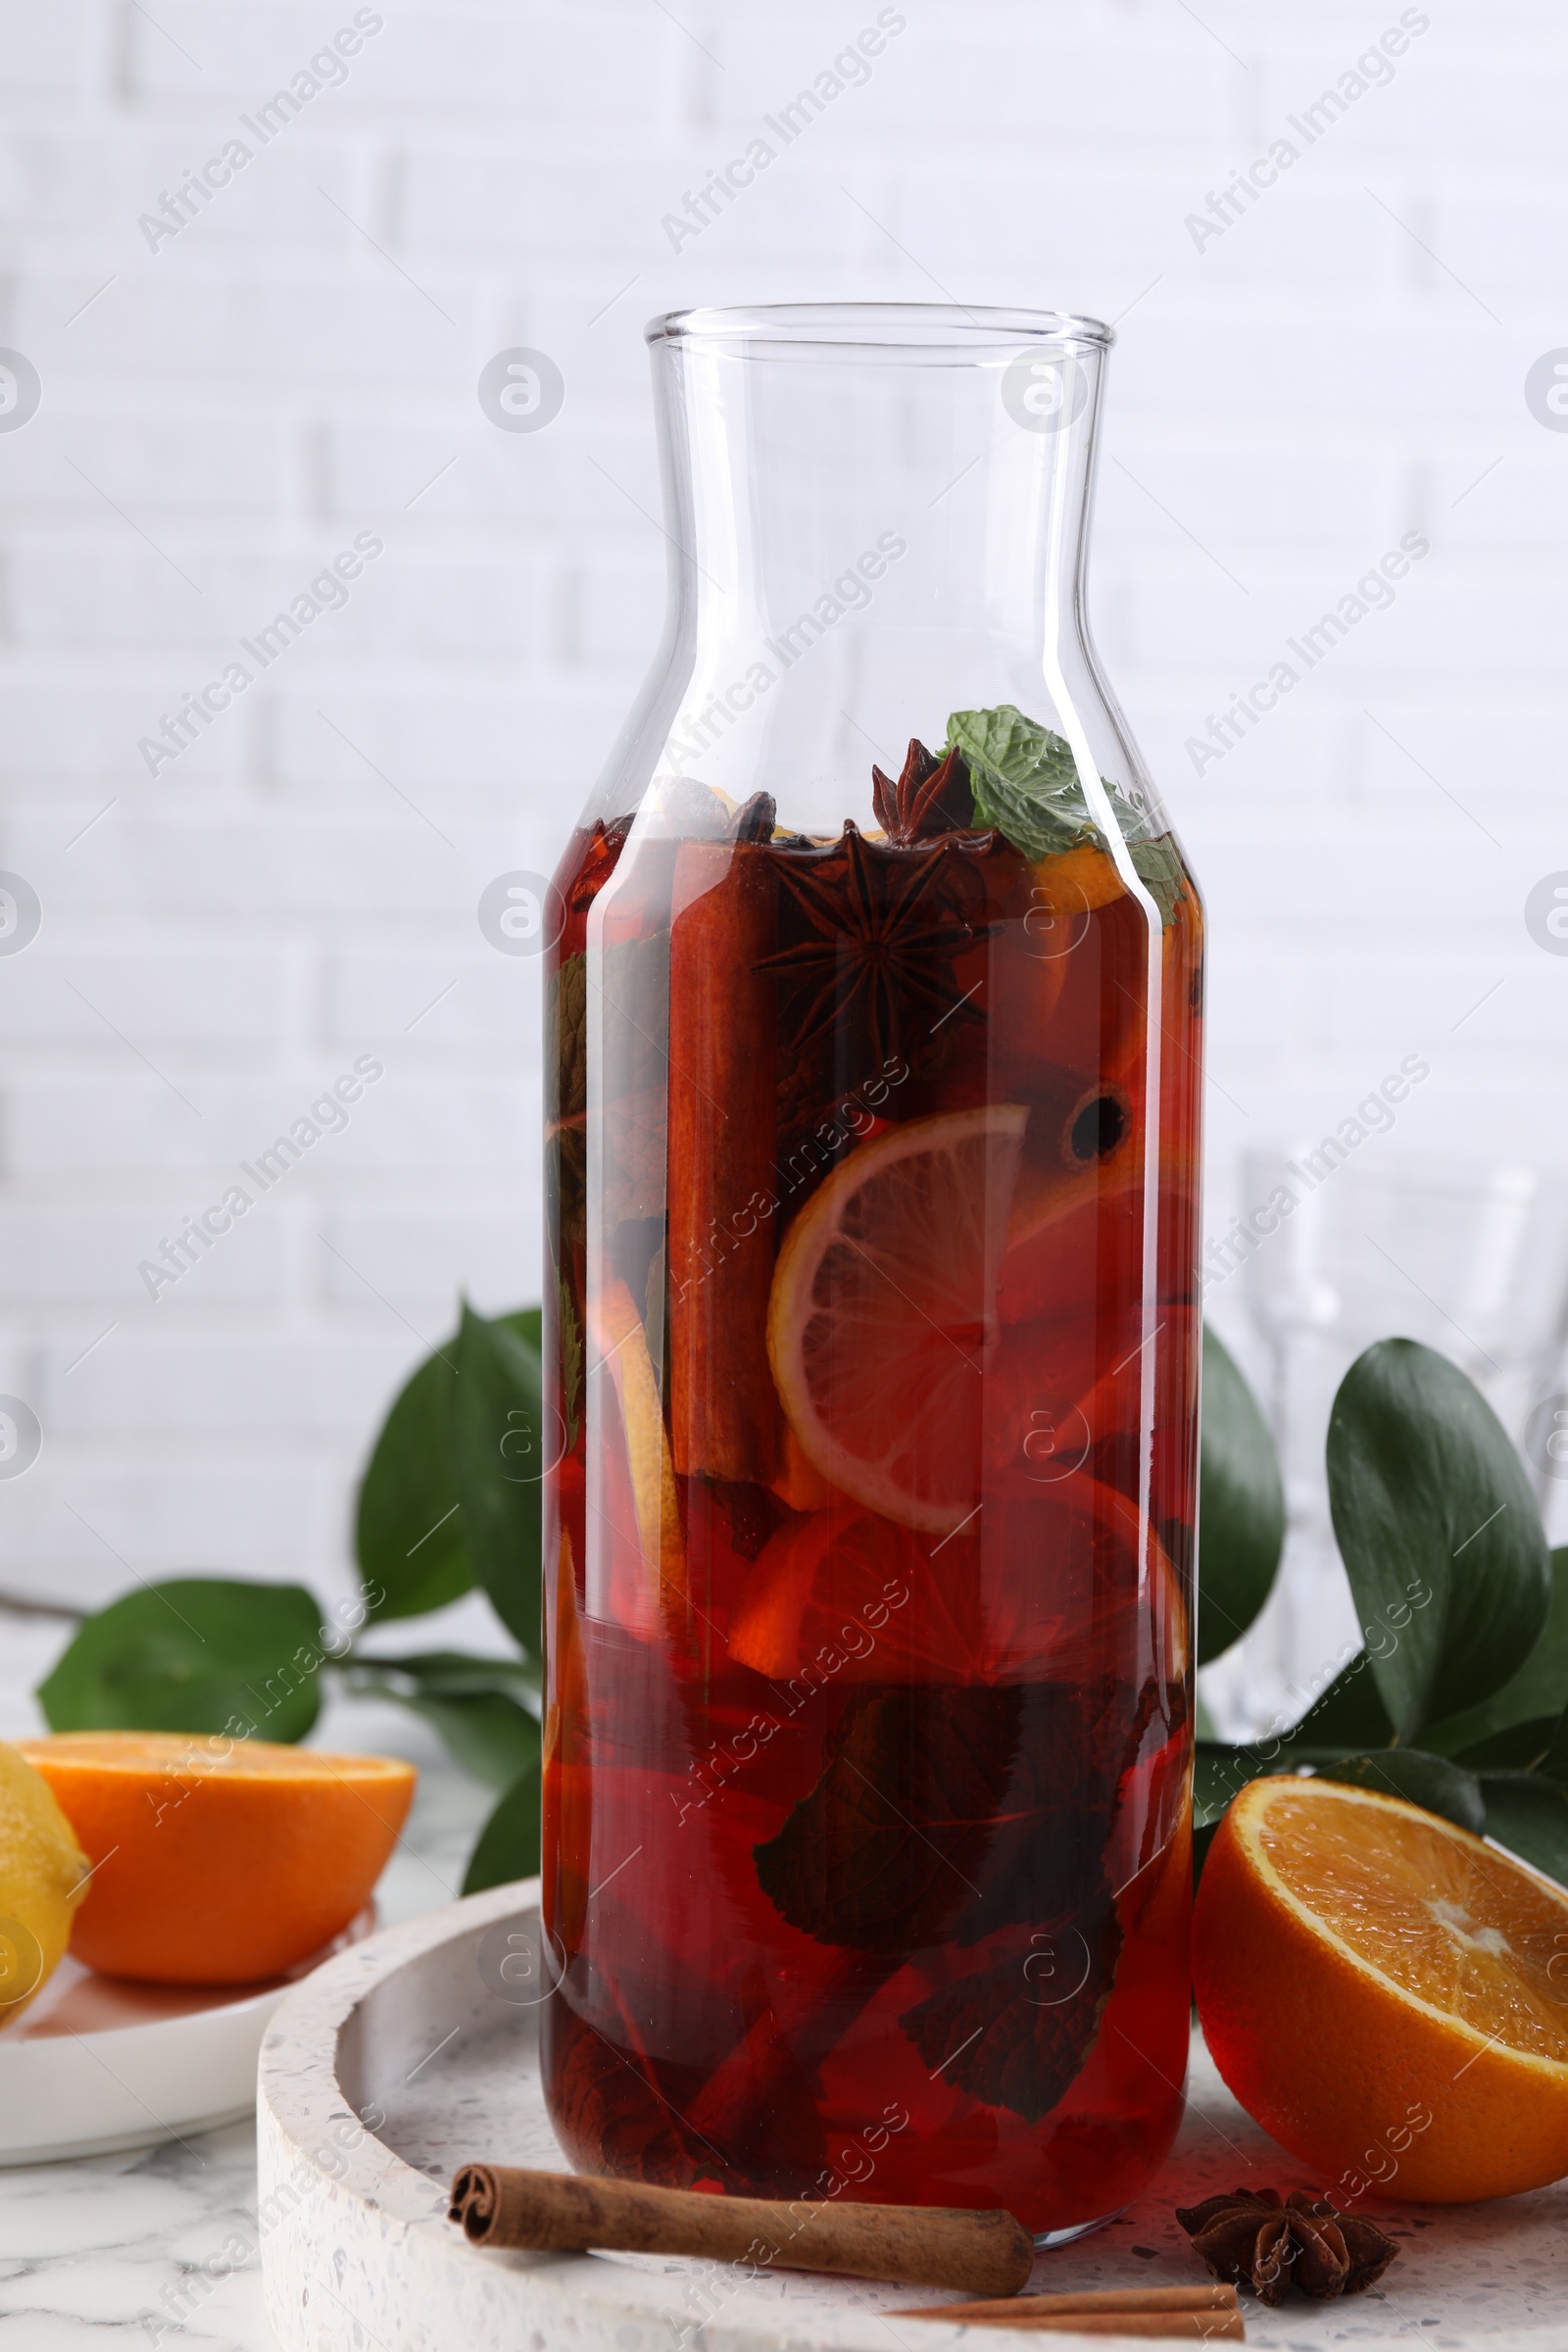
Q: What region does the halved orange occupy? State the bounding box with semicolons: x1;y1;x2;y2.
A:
1195;1775;1568;2201
766;1105;1027;1534
18;1733;415;1986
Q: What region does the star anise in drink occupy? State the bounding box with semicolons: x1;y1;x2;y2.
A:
1175;2187;1398;2305
871;737;990;847
757;822;990;1070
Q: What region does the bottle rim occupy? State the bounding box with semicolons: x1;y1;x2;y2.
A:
646;300;1114;355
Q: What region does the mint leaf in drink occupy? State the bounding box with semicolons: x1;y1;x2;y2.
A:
947;705;1093;859
1128;834;1186;926
754;1678;1161;1952
898;1898;1120;2125
946;704;1185;922
755;1684;1035;1953
754;1676;1152;2122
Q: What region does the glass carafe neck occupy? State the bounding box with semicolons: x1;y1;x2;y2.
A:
622;304;1116;835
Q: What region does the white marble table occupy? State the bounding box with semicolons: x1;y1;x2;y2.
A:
0;1607;494;2352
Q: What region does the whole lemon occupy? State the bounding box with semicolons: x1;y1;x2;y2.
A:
0;1738;89;2021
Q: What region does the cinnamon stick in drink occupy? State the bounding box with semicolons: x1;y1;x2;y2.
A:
666;828;781;1485
448;2164;1033;2295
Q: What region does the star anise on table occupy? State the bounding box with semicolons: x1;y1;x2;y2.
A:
756;822;991;1069
871;737;991;847
1175;2186;1399;2306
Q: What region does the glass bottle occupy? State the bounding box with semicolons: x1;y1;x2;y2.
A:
542;304;1202;2241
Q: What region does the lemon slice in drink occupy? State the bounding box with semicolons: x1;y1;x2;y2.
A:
587;1275;685;1602
766;1105;1027;1534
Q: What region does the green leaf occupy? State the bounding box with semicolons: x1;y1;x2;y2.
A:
348;1648;542;1705
37;1578;324;1742
342;1647;541;1789
1193;1740;1268;1829
1284;1654;1396;1748
1424;1546;1568;1760
1540;1707;1568;1785
448;1301;546;1653
1127;835;1186;926
1195;1734;1486;1865
1326;1339;1551;1740
1197;1654;1397;1838
1197;1327;1285;1666
947;705;1094;860
388;1689;540;1791
946;704;1185;921
355;1307;545;1628
462;1759;543;1894
1314;1749;1486;1835
355;1345;470;1623
1192;1736;1362;1822
1446;1718;1562;1773
1480;1772;1568;1890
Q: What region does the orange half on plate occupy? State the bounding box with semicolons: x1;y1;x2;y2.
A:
18;1734;416;1986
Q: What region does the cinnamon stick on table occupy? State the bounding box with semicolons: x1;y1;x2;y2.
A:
896;2283;1245;2338
448;2165;1034;2297
906;2318;1242;2342
898;2286;1240;2320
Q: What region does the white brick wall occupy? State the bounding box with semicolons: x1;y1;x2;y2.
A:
2;0;1567;1613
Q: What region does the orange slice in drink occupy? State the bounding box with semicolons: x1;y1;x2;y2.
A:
1195;1775;1568;2201
727;1507;977;1684
727;1474;1174;1690
999;1151;1198;1328
766;1105;1027;1534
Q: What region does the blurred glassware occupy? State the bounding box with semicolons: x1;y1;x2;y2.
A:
1200;1149;1568;1740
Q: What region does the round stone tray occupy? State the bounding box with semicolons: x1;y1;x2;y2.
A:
258;1884;1568;2352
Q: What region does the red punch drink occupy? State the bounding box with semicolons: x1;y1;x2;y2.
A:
542;307;1201;2240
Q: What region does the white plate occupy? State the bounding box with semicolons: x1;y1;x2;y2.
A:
258;1886;1568;2352
0;1907;374;2166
